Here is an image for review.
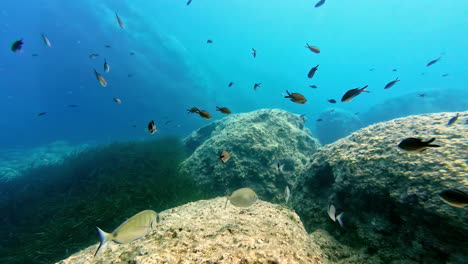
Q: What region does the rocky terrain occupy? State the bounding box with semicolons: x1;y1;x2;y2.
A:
315;108;363;145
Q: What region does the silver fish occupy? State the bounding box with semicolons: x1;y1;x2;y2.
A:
447;113;460;126
41;33;51;47
284;186;290;204
273;157;285;172
104;59;110;73
225;187;258;208
328;204;336;222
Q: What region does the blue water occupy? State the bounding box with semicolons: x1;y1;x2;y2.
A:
0;0;466;148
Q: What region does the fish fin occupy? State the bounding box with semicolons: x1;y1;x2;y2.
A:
94;227;111;257
360;85;369;92
279;164;285;172
224;196;229;209
216;106;221;111
425;138;436;144
285;90;291;97
336;212;345;228
425;138;441;147
427;144;441;148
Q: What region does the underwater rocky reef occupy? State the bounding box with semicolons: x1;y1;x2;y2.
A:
315;108;363;145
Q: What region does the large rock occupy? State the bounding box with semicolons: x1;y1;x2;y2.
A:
315;108;363;145
292;111;468;263
57;198;326;264
180;109;321;201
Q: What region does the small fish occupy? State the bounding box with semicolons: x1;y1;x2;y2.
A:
305;43;320;53
186;0;192;5
11;39;23;53
273;157;285;172
426;57;441;67
132;125;137;128
67;105;78;108
307;64;319;79
113;98;122;104
103;59;110;73
93;69;107;87
187;107;200;114
127;74;133;78
253;83;261;91
89;54;99;59
216;106;231;114
314;0;326;8
225;188;258;208
398;138;440;152
284;186;290;204
438;189;468;208
129;51;135;56
392;69;397;72
164;120;172;125
37;112;47;116
220;150;230;163
94;210;158;256
328;109;335;113
198;110;212;120
328;205;336;222
316;118;323;122
228;82;234;87
441;73;449;77
104;45;112;48
115;12;125;29
418;94;426;97
252;48;257;58
207;39;213;44
354;112;359;115
309;85;318;89
369;68;375;71
285;90;307;104
341;85;369;102
31;54;39;57
384;77;400;89
327;99;336;104
447;113;460;126
41;33;51;47
147;120;157;134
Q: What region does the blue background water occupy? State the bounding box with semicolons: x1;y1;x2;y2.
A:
0;0;466;149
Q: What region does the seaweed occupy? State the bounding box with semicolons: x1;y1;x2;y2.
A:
0;137;207;264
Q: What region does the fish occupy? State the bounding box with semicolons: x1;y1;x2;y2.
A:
316;118;323;122
228;82;234;87
273;157;285;172
328;205;336;222
284;186;290;204
285;90;307;104
11;39;23;53
216;106;231;114
104;45;112;48
309;85;318;89
187;107;200;114
220;150;230;163
438;189;468;208
32;54;39;57
115;12;125;29
41;34;51;47
307;64;319;79
327;99;336;104
127;74;133;78
305;43;320;53
336;212;344;228
252;48;257;58
369;68;375;71
67;105;78;107
418;94;426;97
164;120;172;125
113;98;122;104
253;83;261;90
447;113;460;126
147;120;157;134
198;110;212;120
384;78;399;89
441;74;449;77
129;52;135;56
93;69;107;87
314;0;326;8
426;57;441;67
104;59;110;73
225;188;258;208
398;138;440;152
37;112;47;116
207;39;213;44
392;69;397;72
341;85;369;102
89;54;99;59
186;0;192;5
94;210;158;256
328;109;335;113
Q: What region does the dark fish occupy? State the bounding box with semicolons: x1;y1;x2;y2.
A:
314;0;326;8
115;12;125;29
89;54;99;59
104;59;110;73
129;52;135;56
426;57;441;67
441;74;449;77
384;77;400;89
31;54;39;57
11;39;23;53
398;138;440;152
228;82;234;87
327;99;336;104
207;39;213;44
438;189;468;208
252;48;256;58
307;64;319;79
305;43;320;53
41;34;51;47
67;105;78;107
285;90;307;104
216;106;231;114
104;45;112;48
418;94;426;97
187;0;192;5
38;112;47;116
309;85;318;89
253;83;261;90
147;120;157;134
220;150;230;163
369;68;375;71
447;113;460;126
132;125;137;128
127;74;133;78
392;69;397;72
328;109;335;113
187;107;200;114
316;118;323;122
341;85;369;102
198;110;212;120
354;112;359;115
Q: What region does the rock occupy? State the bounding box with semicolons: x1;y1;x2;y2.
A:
315;108;363;145
57;198;326;264
292;111;468;263
180;109;321;202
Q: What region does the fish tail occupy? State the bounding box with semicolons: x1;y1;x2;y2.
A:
216;106;221;111
94;227;111;257
361;85;370;92
425;138;440;147
336;212;345;228
285;90;291;97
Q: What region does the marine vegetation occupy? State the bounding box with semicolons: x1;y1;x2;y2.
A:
0;137;206;264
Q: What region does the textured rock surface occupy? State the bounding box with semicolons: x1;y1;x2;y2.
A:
181;109;321;201
292;111;468;263
57;198;325;264
315;108;363;145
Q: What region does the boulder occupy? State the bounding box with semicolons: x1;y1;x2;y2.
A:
292;111;468;263
315;108;363;145
180;109;321;202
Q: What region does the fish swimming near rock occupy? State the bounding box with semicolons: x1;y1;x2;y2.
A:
225;188;258;208
314;0;326;8
252;48;257;58
398;138;440;152
384;78;399;89
273;157;285;172
220;150;230;163
104;59;110;73
284;186;290;204
316;118;323;122
216;106;231;114
341;85;369;102
426;57;441;67
11;39;23;53
307;64;319;79
438;189;468;208
115;12;125;29
94;210;159;256
253;83;261;90
198;110;212;120
447;113;460;126
93;69;107;87
147;120;157;134
327;99;336;104
305;43;320;53
113;98;122;104
41;34;51;47
285;90;307;104
336;212;344;228
328;205;344;228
